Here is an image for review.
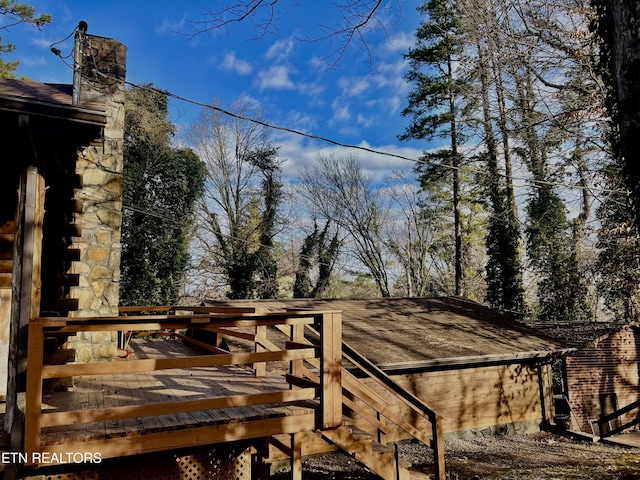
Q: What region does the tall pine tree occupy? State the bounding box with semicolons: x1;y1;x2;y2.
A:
400;0;467;296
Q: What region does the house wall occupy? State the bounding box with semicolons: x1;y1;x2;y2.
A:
352;363;552;442
565;325;640;434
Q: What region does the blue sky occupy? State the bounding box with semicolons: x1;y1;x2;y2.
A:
4;0;427;181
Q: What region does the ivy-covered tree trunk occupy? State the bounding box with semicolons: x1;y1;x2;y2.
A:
592;1;640;228
189;99;283;300
121;86;206;306
475;39;524;316
293;221;340;298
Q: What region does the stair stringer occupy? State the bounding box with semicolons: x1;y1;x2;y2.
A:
316;424;412;480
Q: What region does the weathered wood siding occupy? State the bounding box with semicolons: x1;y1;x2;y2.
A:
352;363;551;442
565;325;640;433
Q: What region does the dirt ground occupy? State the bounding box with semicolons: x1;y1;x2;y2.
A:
272;432;640;480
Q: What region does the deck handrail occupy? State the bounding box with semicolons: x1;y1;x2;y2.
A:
597;398;640;438
302;325;446;480
23;310;343;465
341;341;446;480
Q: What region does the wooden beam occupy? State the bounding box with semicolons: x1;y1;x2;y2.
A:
320;312;342;430
41;347;317;379
24;321;44;457
39;388;317;428
433;416;446;480
27;413;317;466
36;313;318;327
7;165;45;446
291;433;302;480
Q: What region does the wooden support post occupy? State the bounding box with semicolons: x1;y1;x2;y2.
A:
24;321;44;459
319;312;342;430
254;325;266;377
432;415;446;480
6;165;45;453
251;438;269;480
290;433;302;480
290;322;304;384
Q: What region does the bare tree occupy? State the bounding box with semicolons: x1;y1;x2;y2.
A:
188;98;283;299
383;171;440;297
188;0;402;69
299;153;391;297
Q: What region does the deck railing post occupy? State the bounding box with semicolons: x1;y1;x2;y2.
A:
254;324;266;377
432;414;445;480
24;320;44;461
319;312;342;430
290;322;304;384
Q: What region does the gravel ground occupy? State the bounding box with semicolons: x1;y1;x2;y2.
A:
271;432;640;479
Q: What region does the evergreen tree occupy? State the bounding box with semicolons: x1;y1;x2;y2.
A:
0;1;51;78
596;154;640;321
400;0;467;296
121;85;206;306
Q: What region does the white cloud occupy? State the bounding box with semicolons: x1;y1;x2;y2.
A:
373;59;410;93
275;132;423;184
266;37;295;60
19;56;46;67
155;16;187;36
220;51;253;75
331;98;351;122
357;114;374;128
256;65;296;90
384;32;414;53
337;76;371;97
31;37;54;49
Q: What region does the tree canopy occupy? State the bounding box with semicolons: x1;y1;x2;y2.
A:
0;0;51;78
120;85;206;306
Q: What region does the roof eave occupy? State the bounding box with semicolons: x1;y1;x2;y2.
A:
0;95;107;126
358;348;577;375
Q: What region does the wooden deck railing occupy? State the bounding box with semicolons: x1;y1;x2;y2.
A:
597;398;640;438
23;307;343;465
277;321;446;480
341;341;446;480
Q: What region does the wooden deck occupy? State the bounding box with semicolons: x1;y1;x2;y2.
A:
40;337;316;447
15;307;446;480
22;309;343;466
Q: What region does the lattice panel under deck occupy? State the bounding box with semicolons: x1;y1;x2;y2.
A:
38;445;251;480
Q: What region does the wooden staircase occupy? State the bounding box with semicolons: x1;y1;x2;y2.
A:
318;424;430;480
266;323;445;480
268;422;432;480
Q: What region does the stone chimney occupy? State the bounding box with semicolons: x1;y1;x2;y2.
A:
68;30;127;363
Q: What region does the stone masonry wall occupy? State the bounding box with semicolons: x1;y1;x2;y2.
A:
66;33;127;363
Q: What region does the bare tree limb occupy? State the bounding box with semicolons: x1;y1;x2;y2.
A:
186;0;402;70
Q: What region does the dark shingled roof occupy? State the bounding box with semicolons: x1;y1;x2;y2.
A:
204;297;570;366
0;78;106;124
527;321;629;348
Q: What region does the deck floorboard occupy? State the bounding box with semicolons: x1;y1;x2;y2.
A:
41;337;315;447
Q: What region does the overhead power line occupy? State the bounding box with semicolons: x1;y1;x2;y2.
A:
47;30;627;198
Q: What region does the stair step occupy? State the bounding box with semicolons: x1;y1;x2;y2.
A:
407;467;432;479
